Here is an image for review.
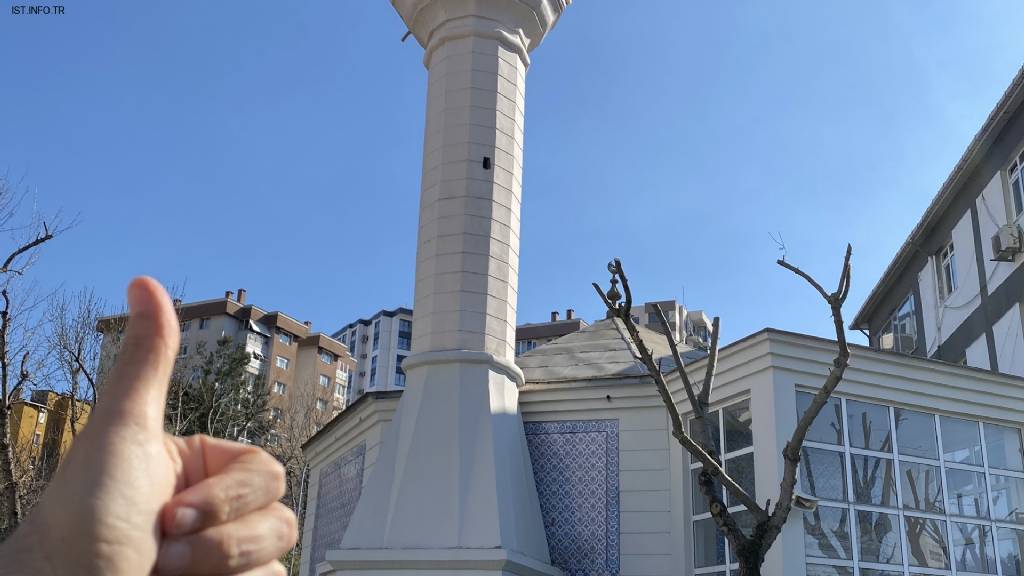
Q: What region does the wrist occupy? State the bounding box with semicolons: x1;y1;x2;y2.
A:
0;514;57;576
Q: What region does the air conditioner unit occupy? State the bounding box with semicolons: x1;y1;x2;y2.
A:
991;224;1023;262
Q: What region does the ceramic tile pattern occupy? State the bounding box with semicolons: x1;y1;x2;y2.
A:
309;443;365;575
525;420;620;576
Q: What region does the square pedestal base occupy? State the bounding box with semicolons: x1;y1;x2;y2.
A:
320;548;563;576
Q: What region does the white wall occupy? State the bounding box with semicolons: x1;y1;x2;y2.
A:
979;172;1024;293
994;303;1024;377
965;332;990;370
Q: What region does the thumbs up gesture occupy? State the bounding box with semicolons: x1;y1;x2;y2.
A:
2;278;297;576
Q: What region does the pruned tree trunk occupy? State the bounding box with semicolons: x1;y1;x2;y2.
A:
0;408;20;538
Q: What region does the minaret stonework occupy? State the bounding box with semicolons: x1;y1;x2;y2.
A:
324;2;569;575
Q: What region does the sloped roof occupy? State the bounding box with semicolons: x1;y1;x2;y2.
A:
515;317;700;384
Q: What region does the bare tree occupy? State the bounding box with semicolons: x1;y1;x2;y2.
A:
47;288;105;437
0;174;62;538
263;377;337;575
592;246;853;576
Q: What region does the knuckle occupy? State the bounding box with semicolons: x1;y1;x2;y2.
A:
273;503;299;546
216;531;245;569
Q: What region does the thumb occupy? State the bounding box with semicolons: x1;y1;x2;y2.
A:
91;276;180;435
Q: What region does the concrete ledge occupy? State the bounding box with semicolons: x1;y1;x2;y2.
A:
402;349;526;388
321;548;563;576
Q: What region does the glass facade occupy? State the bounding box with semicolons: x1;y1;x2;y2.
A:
798;391;1024;576
690;399;754;575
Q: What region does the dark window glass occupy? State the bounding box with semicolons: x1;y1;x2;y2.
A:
693;517;726;568
895;408;938;459
985;423;1024;472
991;474;1024;524
900;461;943;513
850;455;897;507
723;400;753;452
855;510;902;565
800;447;846;502
998;527;1024;576
690;467;721;516
847;400;892;452
805;566;853;576
905;515;950;569
725;453;755;507
946;468;989;519
689;411;720;456
803;506;852;560
951;522;996;574
941;416;983;465
797;392;844;445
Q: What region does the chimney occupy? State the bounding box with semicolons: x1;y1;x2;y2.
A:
550;311;559;322
566;308;574;320
225;290;234;300
304;321;312;329
237;288;247;305
173;298;182;308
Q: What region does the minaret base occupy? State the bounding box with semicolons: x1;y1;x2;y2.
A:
326;352;558;576
321;548;562;576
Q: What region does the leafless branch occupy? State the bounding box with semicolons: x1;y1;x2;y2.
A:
650;303;700;414
697;316;720;409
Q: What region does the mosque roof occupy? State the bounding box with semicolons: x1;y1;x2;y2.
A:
516;317;705;384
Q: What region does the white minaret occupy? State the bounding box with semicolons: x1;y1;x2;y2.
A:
323;1;569;575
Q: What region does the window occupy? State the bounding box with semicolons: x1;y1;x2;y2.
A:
369;356;377;387
1009;151;1024;218
32;432;41;447
879;295;917;354
179;344;188;357
273;381;286;395
630;315;640;324
397;319;412;350
395;355;406;387
270;407;283;421
349;331;357;356
937;241;957;300
372;320;380;351
515;340;537;356
796;392;1024;576
278;331;292;345
335;383;344;397
319;350;333;364
315;398;327;411
319;374;330;388
199;317;210;330
688;399;754;574
180;321;191;333
275;356;289;370
37;410;46;424
647;311;659;325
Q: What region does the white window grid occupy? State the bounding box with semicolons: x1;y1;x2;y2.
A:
688;398;755;576
937;242;958;301
1008;152;1024;220
800;392;1024;576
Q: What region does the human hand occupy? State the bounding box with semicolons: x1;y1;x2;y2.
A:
1;277;296;576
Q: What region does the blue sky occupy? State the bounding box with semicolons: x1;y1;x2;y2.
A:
1;1;1023;345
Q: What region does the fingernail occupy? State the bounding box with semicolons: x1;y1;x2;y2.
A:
156;539;190;575
169;506;201;536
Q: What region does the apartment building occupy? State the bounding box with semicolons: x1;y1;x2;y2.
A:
514;309;588;355
628;299;714;350
97;288;355;434
10;389;91;474
852;66;1024;376
332;307;413;405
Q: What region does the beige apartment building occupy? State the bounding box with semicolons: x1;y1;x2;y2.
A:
96;288;355;440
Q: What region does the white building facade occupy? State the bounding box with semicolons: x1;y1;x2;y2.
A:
332;307;413;404
853;66;1024;377
301;321;1024;576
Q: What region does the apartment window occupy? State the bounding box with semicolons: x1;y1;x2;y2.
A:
273;381;286;395
335;383;344;397
178;344;188;357
372;320;381;351
689;399;755;574
199;317;210;330
349;331;357;356
315;398;327;412
37;409;46;424
278;331;293;345
395;355;406;387
270;407;283;421
796;391;1024;576
369;356;377;388
515;340;538;356
275;356;289;370
319;374;330;388
937;241;958;300
879;295;918;354
180;321;191;333
266;432;279;447
1010;151;1024;218
630;315;640;324
319;350;333;364
32;432;41;447
398;319;412;350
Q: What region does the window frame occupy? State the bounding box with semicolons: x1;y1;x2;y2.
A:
796;391;1024;576
1008;150;1024;220
275;355;289;370
936;241;958;302
318;374;330;388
